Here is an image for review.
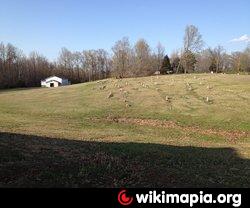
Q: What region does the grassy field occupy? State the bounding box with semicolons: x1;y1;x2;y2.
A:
0;73;250;187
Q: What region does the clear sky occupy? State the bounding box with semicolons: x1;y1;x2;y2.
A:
0;0;249;60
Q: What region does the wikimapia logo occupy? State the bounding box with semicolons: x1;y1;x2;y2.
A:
117;190;242;207
118;190;134;206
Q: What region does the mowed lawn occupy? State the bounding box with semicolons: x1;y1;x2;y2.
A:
0;73;250;187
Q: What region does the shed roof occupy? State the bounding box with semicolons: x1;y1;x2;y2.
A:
41;76;68;82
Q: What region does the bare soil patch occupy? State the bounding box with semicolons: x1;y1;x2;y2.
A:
93;116;249;140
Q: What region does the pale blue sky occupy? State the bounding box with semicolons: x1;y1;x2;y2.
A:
0;0;249;60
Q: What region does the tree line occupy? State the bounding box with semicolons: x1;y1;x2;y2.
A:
0;25;250;89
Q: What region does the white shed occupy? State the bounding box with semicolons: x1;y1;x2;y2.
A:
154;70;161;75
41;76;70;88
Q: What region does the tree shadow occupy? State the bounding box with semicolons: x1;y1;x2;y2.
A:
0;87;40;93
0;132;249;188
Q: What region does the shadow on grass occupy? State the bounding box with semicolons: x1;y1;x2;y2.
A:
0;132;249;188
0;87;41;94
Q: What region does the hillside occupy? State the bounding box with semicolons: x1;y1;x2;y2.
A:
0;73;250;187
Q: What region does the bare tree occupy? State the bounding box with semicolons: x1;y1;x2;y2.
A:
230;52;242;73
208;46;225;73
170;51;182;73
58;47;74;70
156;42;165;71
241;46;250;72
28;52;51;86
195;49;211;72
71;51;84;82
181;25;204;73
96;49;110;79
133;39;152;76
229;47;250;73
111;37;132;78
83;50;97;81
184;25;204;52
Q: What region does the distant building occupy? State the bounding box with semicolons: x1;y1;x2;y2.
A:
41;76;70;88
154;70;161;75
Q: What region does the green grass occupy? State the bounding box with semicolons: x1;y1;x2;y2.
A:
0;73;250;187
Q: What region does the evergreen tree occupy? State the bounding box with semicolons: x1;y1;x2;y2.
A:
182;50;197;73
161;55;172;74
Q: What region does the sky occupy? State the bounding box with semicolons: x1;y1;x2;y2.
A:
0;0;249;61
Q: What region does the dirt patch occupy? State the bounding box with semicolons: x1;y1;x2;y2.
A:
108;117;177;128
93;116;249;141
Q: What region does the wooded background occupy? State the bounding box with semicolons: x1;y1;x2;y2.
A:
1;25;249;89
